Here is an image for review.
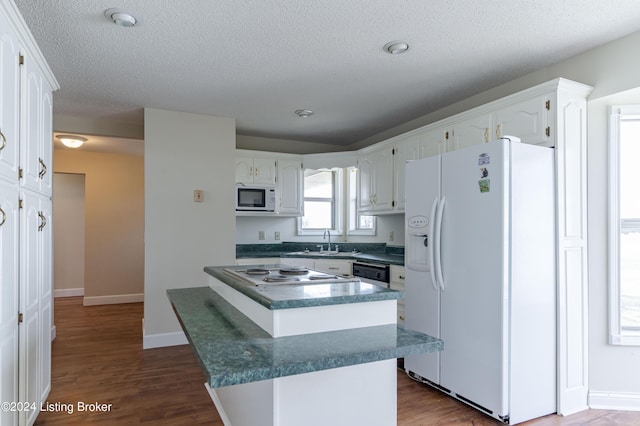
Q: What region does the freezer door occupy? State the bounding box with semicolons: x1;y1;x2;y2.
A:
404;155;441;384
438;142;509;417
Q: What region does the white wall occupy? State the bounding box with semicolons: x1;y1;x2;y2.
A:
52;173;85;295
143;108;236;347
54;150;144;302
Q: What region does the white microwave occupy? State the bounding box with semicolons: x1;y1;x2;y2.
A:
235;184;276;212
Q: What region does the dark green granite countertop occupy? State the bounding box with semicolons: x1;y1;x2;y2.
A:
205;264;403;310
167;286;443;388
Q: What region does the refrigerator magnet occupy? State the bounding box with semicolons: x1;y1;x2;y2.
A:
480;167;489;178
479;179;490;193
478;153;490;165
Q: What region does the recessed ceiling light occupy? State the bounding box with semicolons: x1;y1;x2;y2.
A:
57;135;87;149
294;109;314;118
104;8;138;27
383;41;409;54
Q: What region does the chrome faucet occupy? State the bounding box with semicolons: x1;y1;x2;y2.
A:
323;229;332;252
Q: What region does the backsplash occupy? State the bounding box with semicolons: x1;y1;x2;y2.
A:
236;242;404;258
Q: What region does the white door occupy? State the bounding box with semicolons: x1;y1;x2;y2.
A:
404;154;441;384
438;142;509;417
0;183;19;426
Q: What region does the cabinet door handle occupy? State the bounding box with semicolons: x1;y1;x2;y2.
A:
38;157;47;179
495;124;502;139
484;128;489;143
0;207;6;227
0;128;6;152
38;211;46;231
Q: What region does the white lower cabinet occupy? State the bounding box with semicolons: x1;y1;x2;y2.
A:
390;265;405;326
314;259;352;277
236;257;281;266
279;257;315;270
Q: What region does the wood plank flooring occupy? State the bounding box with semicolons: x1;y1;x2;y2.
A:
35;297;640;425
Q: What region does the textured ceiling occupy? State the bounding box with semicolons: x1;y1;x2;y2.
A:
14;0;640;146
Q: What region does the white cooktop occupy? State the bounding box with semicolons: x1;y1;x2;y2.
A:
223;266;359;286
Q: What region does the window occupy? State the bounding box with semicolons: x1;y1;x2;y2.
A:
298;167;375;236
300;169;338;232
609;105;640;345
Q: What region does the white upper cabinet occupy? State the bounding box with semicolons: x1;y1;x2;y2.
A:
358;147;394;213
235;156;277;185
494;94;552;146
19;54;53;196
276;158;302;215
357;153;374;212
235;150;303;215
393;134;421;211
0;15;20;185
448;113;493;151
419;126;446;159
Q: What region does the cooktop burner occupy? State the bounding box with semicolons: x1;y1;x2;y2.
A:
223;266;359;286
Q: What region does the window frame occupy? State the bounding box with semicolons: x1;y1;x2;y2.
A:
297;168;343;236
608;105;640;346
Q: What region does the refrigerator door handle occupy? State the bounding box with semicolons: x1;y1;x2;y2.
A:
429;197;439;291
435;196;446;291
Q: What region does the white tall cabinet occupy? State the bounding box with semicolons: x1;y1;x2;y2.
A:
0;2;58;425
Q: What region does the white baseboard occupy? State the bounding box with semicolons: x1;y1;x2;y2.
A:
54;288;84;298
83;293;144;306
142;330;188;349
589;391;640;411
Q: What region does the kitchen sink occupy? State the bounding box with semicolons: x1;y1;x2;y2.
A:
285;251;360;257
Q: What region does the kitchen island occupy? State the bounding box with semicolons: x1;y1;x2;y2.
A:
167;265;442;426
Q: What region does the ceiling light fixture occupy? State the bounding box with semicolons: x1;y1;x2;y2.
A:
57;135;87;149
383;41;410;55
294;109;314;118
104;8;138;27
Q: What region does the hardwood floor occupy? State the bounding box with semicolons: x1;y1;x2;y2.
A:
35;297;640;425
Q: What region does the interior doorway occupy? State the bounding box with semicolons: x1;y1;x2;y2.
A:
52;172;86;297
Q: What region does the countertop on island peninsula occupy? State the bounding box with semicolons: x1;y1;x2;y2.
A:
204;264;403;310
167;286;444;388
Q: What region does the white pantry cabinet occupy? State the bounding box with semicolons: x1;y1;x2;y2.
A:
0;2;58;425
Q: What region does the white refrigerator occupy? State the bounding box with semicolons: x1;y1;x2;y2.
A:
404;139;556;424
